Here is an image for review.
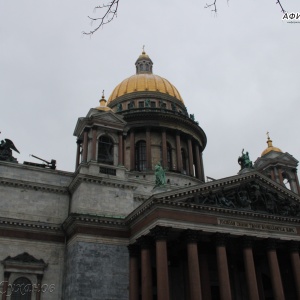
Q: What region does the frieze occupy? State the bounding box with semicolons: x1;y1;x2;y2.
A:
189;180;300;218
218;218;297;234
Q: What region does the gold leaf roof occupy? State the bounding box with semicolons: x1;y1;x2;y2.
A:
107;73;184;104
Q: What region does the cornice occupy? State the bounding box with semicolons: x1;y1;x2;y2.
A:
68;173;138;193
0;177;69;195
63;214;128;239
0;217;62;232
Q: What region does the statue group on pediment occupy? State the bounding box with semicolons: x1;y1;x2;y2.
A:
191;181;300;217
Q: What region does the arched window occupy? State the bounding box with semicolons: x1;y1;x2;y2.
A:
98;135;114;165
282;171;292;190
135;141;146;171
181;149;187;174
11;277;32;300
167;143;172;170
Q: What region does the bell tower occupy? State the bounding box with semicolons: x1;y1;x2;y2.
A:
254;133;300;194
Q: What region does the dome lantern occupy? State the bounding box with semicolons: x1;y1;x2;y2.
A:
135;47;153;74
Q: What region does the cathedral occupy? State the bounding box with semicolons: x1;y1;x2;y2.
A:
0;50;300;300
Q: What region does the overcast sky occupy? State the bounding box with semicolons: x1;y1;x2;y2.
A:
1;0;299;180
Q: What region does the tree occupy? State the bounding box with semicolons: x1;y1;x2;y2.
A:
83;0;286;35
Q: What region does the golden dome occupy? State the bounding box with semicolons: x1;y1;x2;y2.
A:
107;74;184;104
261;133;282;156
107;50;184;104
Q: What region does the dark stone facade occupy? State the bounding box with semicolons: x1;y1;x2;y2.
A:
64;242;129;300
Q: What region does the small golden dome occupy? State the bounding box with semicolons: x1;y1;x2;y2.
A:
107;74;184;104
95;93;111;111
261;133;282;156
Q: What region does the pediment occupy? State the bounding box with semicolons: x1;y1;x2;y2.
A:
158;171;300;218
74;110;127;136
88;109;126;125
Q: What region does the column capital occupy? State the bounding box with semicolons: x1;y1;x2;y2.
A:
150;225;170;241
183;229;201;243
128;244;140;257
214;233;230;246
242;236;256;248
137;235;153;249
84;127;90;132
265;238;280;250
3;271;10;279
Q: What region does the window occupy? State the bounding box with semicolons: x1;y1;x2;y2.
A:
151;101;156;108
138;101;144;108
98;136;114;165
11;277;32;300
135;141;146;171
167;143;172;170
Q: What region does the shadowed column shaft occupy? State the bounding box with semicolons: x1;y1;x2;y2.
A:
156;239;170;300
267;248;285;300
161;130;167;168
91;127;97;161
195;144;202;180
75;140;81;169
146;128;151;170
188;138;194;176
176;132;182;172
187;242;202;300
129;256;139;300
118;133;123;165
130;130;135;170
141;248;153;300
243;247;259;300
82;129;88;162
290;250;300;299
216;245;232;300
199;252;212;300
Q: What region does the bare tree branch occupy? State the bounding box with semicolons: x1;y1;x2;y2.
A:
276;0;286;13
83;0;119;35
83;0;287;35
204;0;217;13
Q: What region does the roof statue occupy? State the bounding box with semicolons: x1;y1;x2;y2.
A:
0;138;19;163
155;162;166;187
238;149;253;171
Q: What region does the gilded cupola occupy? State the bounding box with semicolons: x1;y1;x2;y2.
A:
107;50;184;105
261;132;282;156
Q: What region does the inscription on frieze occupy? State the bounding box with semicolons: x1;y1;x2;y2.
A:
218;218;297;234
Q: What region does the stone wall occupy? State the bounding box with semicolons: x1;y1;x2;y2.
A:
64;240;129;300
0;162;72;224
